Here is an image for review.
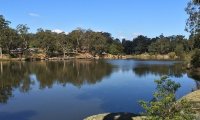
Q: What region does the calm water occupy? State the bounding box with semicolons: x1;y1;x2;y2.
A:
0;60;199;120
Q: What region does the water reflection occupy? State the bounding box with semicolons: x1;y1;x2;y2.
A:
132;62;200;90
0;60;113;103
187;70;200;89
0;60;199;120
31;60;113;88
133;62;186;78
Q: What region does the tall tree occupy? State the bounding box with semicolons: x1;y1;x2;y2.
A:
68;28;85;50
186;0;200;50
0;15;10;57
56;32;72;58
36;29;57;57
132;35;151;54
185;0;200;34
16;24;30;51
109;41;123;55
122;39;133;54
2;28;20;53
91;32;107;54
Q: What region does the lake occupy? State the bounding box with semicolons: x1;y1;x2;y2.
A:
0;60;199;120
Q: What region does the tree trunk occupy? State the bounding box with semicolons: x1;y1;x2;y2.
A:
0;62;3;74
0;47;2;58
63;50;66;59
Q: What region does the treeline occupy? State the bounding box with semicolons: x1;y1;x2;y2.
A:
0;15;123;58
122;35;194;56
0;13;199;58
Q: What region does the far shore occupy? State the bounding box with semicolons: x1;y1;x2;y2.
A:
0;53;183;61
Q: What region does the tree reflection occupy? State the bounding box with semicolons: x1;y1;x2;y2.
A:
0;62;32;103
133;63;186;78
0;60;113;103
187;70;200;89
133;62;200;90
31;60;113;88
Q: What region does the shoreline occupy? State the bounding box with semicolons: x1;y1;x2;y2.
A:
0;54;180;61
129;53;180;60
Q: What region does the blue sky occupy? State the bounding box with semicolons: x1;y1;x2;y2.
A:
0;0;190;39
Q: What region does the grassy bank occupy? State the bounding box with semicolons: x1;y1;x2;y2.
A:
127;52;194;62
128;53;179;60
182;90;200;119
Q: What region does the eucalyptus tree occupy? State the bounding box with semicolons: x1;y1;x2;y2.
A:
2;28;21;54
186;0;200;50
56;32;73;58
82;30;95;52
35;29;57;57
83;31;115;54
91;32;108;54
185;0;200;34
16;24;30;51
0;15;11;57
68;28;85;50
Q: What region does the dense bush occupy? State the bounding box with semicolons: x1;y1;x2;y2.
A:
168;52;176;59
140;76;194;120
191;49;200;68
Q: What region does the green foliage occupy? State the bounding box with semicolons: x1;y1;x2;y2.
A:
16;24;30;50
0;14;197;58
35;29;58;56
175;44;184;58
109;42;123;55
122;39;133;54
132;35;151;54
0;15;127;57
148;42;158;54
140;76;194;120
185;0;200;34
191;49;200;68
147;35;188;55
2;28;21;53
193;33;200;49
0;15;11;53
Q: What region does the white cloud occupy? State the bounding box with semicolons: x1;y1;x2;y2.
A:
133;32;141;37
119;36;125;39
52;29;63;33
28;13;40;17
94;29;102;32
52;29;68;34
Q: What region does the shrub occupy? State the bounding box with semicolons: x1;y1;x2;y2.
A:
140;76;194;120
191;49;200;68
168;52;176;59
175;44;184;58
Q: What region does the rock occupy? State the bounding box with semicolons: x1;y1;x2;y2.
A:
84;113;145;120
